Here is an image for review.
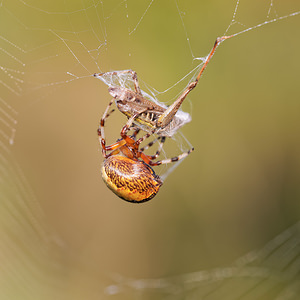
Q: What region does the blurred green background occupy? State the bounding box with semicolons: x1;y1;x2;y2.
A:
1;0;300;299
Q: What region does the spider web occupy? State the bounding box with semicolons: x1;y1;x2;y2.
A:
105;221;300;299
0;0;300;299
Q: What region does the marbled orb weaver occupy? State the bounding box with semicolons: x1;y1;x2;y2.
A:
94;36;232;138
98;108;194;203
97;36;232;202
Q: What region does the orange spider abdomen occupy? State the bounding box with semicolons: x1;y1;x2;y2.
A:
101;155;163;203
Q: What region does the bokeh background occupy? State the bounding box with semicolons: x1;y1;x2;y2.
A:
1;0;300;299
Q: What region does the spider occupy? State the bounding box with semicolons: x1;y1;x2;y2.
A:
98;104;194;203
94;35;232;137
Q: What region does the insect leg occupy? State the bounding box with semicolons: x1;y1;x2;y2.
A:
157;36;232;129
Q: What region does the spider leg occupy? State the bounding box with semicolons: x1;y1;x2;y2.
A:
105;148;121;158
130;127;140;140
103;140;127;151
156;35;232;129
120;110;149;145
97;131;127;158
136;129;155;146
144;147;194;166
98;98;116;157
105;108;115;119
140;136;162;152
141;136;166;160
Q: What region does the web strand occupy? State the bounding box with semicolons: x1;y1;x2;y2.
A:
0;1;299;299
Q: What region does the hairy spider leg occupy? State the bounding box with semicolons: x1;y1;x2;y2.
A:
157;35;233;128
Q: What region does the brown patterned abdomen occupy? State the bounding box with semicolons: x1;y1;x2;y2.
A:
101;155;163;203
